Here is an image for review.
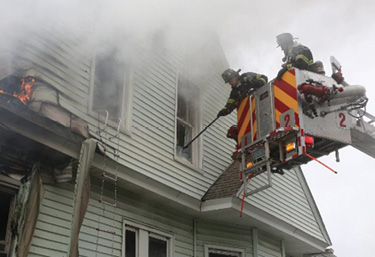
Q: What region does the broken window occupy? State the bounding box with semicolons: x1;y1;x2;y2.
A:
175;74;201;166
91;47;128;123
124;223;171;257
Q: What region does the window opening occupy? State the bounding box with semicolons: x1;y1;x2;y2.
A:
123;222;172;257
176;75;200;164
92;47;126;121
149;234;168;257
0;190;15;256
125;228;137;257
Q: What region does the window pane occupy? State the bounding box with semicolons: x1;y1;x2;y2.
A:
0;191;12;240
93;48;124;120
177;93;189;121
125;230;136;257
176;120;192;162
149;236;167;257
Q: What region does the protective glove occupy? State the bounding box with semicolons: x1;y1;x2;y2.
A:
226;125;238;139
277;67;288;80
332;71;344;84
250;79;263;89
217;109;226;118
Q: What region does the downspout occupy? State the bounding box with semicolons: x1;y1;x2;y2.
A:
281;240;286;257
252;228;258;257
67;139;97;257
193;218;197;257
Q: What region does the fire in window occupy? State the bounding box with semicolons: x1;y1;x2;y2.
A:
92;47;126;121
176;75;200;163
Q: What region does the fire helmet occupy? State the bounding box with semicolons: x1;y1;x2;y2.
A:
276;33;294;47
221;69;240;83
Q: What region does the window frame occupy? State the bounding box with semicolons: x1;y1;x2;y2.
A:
88;47;134;135
174;70;203;171
204;244;246;257
122;219;174;257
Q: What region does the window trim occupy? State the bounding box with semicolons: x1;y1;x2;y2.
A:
88;50;134;135
122;219;174;257
174;70;203;171
204;244;246;257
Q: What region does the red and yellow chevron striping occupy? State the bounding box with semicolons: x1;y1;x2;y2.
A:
237;96;251;147
251;96;257;141
274;69;299;128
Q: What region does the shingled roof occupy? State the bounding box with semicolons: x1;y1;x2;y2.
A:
202;161;243;201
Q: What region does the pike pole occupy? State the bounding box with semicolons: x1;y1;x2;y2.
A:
182;88;255;150
183;117;219;149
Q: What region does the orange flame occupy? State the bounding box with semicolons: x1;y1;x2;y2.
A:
0;76;35;105
18;77;35;105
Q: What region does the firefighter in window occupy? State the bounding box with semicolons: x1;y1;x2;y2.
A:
217;68;268;118
276;33;325;80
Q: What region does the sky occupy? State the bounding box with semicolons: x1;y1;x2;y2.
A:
2;0;375;256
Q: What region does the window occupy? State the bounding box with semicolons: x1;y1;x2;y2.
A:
90;46;132;132
205;245;245;257
123;221;173;257
0;183;17;257
175;73;202;168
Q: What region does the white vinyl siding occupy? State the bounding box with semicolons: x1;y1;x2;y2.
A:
196;221;252;257
11;26;233;199
246;168;325;241
258;234;282;257
29;184;192;257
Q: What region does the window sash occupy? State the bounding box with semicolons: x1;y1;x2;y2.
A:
175;72;202;168
123;221;172;257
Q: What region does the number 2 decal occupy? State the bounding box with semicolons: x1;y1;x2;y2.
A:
284;114;290;127
339;112;346;128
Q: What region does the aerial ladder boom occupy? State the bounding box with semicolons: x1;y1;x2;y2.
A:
235;56;375;196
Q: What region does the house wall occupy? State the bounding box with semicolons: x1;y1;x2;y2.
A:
247;168;326;242
258;234;282;257
28;183;287;257
14;28;236;201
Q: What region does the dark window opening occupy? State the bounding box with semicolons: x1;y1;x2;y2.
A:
0;191;12;240
149;236;167;257
0;190;14;256
93;48;126;120
125;229;136;257
176;120;192;161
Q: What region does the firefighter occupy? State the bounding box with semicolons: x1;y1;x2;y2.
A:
276;33;325;80
217;68;268;117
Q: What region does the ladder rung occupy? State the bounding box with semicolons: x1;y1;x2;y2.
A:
101;173;118;182
95;228;116;234
98;199;117;208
